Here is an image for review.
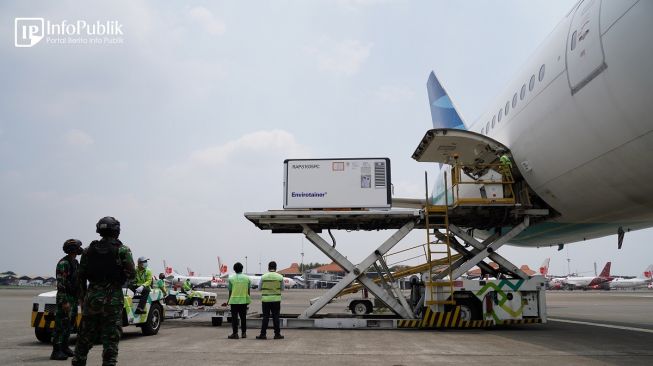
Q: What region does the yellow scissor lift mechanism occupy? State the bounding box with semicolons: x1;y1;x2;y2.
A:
244;158;549;330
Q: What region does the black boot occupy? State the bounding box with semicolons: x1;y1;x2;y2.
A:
50;345;69;360
62;341;74;357
134;303;147;315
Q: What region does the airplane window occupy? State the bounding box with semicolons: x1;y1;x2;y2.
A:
505;101;510;116
492;115;496;127
497;109;502;123
481;127;484;135
539;64;545;81
512;93;518;108
529;74;535;91
571;30;577;51
486;121;490;132
520;84;526;100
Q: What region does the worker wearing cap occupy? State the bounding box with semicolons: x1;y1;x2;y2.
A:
130;257;153;315
227;262;251;339
50;239;83;360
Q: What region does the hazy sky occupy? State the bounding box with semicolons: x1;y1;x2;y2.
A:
2;0;650;278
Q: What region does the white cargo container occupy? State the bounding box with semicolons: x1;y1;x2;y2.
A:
284;158;391;209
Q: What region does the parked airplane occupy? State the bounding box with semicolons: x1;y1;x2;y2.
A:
466;258;549;279
609;265;653;289
216;258;297;289
401;1;653;249
238;273;297;289
565;262;612;290
164;260;227;288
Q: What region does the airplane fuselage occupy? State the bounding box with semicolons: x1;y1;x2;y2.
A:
469;1;653;246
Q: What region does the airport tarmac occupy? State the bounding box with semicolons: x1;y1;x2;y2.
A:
1;287;652;365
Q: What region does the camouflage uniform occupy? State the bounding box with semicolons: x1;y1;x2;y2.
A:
52;256;79;349
71;238;135;366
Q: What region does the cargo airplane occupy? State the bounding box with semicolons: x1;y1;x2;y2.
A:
400;1;653;251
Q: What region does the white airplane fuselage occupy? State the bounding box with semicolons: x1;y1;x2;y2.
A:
609;277;648;289
468;1;653;246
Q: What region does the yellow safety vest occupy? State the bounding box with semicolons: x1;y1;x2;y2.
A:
228;274;251;305
260;272;283;303
136;268;153;287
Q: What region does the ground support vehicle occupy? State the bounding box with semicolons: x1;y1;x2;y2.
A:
164;289;217;307
31;288;165;343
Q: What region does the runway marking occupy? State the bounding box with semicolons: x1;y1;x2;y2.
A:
549;318;653;334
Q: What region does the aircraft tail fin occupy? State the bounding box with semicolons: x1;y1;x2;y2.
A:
163;260;174;276
643;265;653;279
218;256;229;276
539;258;550;276
427;71;466;130
599;262;611;278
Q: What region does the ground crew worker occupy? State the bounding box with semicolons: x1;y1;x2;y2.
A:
182;278;192;293
499;153;513;197
130;257;152;314
256;261;284;340
50;239;83;360
71;216;136;366
156;273;168;297
227;262;251;339
499;154;512;175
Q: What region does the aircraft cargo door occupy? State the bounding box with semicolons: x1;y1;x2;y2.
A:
566;0;606;95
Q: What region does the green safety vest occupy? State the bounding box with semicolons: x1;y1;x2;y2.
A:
136;267;153;287
260;272;283;303
156;279;167;296
182;280;192;292
500;155;512;169
228;274;251;305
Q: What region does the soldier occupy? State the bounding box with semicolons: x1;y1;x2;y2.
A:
71;216;136;366
50;239;83;360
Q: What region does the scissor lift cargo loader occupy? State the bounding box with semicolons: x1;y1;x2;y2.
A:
244;207;548;330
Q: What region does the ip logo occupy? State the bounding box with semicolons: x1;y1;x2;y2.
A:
15;18;44;47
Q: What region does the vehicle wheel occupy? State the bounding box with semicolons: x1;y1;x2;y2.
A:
141;303;162;336
191;298;201;307
350;300;372;315
455;299;482;321
34;327;52;343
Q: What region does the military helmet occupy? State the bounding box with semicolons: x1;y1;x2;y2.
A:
96;216;121;237
63;239;83;254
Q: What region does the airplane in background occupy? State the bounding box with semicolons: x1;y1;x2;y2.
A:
609;265;653;290
564;262;612;290
466;258;549;279
398;1;653;250
215;257;298;289
238;273;297;289
164;260;227;288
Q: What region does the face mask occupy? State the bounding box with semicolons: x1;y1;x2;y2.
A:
141;262;148;268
